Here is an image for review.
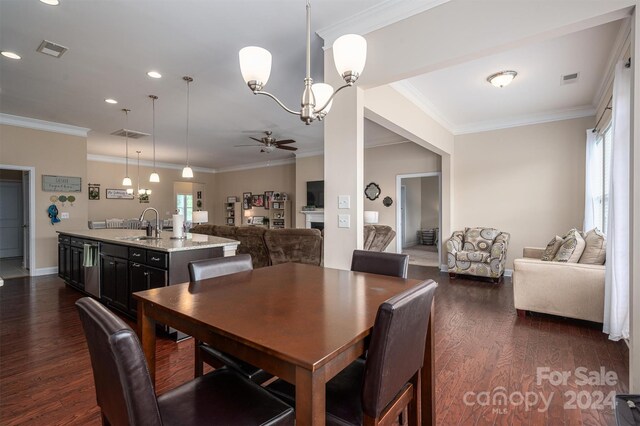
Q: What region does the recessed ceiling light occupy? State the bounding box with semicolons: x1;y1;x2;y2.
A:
105;98;118;104
1;51;21;60
40;0;60;5
147;71;162;79
487;70;517;88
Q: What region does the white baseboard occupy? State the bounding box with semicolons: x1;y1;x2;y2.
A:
34;266;58;276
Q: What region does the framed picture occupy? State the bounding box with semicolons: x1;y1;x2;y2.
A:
226;218;234;225
139;193;150;204
273;202;280;209
252;216;265;225
227;196;238;203
264;191;273;210
252;194;264;208
42;175;81;192
106;189;134;200
88;185;100;200
243;192;252;209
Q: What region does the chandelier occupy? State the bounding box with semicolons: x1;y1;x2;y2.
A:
238;0;367;125
135;151;152;197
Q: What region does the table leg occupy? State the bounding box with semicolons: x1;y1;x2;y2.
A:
295;366;325;425
421;299;435;426
137;301;156;386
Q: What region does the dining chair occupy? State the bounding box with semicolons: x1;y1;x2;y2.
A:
267;279;437;426
351;250;410;278
75;297;294;426
188;254;272;384
106;218;124;229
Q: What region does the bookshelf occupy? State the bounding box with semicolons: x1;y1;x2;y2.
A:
268;200;291;229
224;201;241;226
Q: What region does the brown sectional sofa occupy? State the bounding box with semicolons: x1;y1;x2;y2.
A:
191;225;322;268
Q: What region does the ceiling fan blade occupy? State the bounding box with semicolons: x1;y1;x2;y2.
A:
277;145;298;151
274;139;296;144
249;137;264;143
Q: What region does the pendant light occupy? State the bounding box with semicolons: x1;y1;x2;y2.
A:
121;108;132;188
182;76;194;179
136;151;151;196
148;95;160;183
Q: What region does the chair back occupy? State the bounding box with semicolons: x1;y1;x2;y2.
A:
75;297;162;426
362;280;437;419
106;218;124;229
264;229;322;266
363;225;396;252
351;250;409;278
188;254;253;282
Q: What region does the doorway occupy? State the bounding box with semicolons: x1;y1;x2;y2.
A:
0;166;35;280
396;172;441;267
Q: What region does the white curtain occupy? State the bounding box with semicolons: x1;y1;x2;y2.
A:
583;129;599;232
603;60;631;341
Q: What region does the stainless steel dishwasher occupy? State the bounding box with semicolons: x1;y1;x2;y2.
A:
83;242;101;298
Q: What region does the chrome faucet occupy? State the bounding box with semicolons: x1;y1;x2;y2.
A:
139;207;162;238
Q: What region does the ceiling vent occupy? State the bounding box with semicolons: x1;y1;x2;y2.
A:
110;129;149;139
560;72;579;85
36;40;68;58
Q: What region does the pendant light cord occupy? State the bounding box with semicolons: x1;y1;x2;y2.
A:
306;0;311;80
185;78;191;167
124;109;129;176
152;98;156;169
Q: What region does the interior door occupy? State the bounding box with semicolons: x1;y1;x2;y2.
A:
22;171;30;269
0;181;23;258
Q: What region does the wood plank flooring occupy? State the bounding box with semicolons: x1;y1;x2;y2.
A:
0;268;628;425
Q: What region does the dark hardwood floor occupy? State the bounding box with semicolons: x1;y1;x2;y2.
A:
1;268;628;425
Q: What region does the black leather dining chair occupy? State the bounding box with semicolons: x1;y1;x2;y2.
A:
351;249;409;278
267;279;437;425
76;297;294;426
188;254;272;384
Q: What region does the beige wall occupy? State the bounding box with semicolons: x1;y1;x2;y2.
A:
421;176;439;229
87;160;215;223
213;163;295;225
365;142;441;252
0;124;88;271
453;116;592;269
295;155;324;227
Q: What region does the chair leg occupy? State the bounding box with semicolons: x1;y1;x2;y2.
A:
516;309;527;318
194;340;204;378
101;412;110;426
448;272;457;280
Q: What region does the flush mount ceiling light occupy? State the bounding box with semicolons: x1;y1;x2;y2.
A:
105;98;118;104
121;109;132;189
487;70;517;88
239;0;366;125
148;95;160;183
39;0;59;5
181;76;194;179
147;71;162;79
1;51;21;60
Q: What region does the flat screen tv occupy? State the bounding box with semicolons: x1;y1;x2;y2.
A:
306;180;324;208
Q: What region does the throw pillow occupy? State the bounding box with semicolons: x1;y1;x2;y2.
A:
579;228;606;264
541;236;563;261
463;227;499;253
553;229;586;263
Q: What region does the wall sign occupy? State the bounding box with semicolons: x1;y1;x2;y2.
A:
42;175;81;192
106;189;134;200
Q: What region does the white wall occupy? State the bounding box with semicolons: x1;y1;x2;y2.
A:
453;116;592;269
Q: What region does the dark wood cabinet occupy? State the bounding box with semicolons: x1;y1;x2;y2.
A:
70;246;85;290
100;253;129;313
58;235;71;282
129;263;167;316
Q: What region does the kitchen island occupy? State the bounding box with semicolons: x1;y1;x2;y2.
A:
57;229;240;330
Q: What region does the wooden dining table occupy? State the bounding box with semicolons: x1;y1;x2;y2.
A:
133;262;435;426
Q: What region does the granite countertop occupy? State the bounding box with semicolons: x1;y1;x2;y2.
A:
58;229;240;253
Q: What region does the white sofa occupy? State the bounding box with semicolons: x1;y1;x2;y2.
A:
512;247;605;323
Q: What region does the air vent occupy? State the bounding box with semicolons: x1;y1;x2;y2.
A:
560;72;579;85
36;40;68;58
110;129;149;139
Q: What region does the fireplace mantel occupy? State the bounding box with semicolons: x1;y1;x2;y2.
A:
300;210;324;229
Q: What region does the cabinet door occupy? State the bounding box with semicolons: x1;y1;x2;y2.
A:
129;264;167;317
100;254;116;302
58;244;66;279
113;258;129;313
70;247;84;289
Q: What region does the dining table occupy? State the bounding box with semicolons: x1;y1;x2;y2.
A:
133;262;435;426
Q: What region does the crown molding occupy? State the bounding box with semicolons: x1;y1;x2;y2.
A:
389;81;455;132
215;157;296;173
295;149;324;159
316;0;450;48
454;105;596;135
87;154;217;174
0;113;90;137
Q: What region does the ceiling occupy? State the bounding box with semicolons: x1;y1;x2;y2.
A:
0;1;626;169
399;19;623;134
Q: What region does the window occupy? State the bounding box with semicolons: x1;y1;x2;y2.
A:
176;193;193;223
591;124;612;233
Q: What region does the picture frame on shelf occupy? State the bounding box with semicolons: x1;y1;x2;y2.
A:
227;196;237;203
243;192;252;209
252;194;264;207
252;216;265;225
272;202;280;209
264;191;273;210
226;218;234;225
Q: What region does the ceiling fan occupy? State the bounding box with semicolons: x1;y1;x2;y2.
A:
235;131;297;153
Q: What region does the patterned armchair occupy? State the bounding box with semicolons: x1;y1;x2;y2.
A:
446;227;510;282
